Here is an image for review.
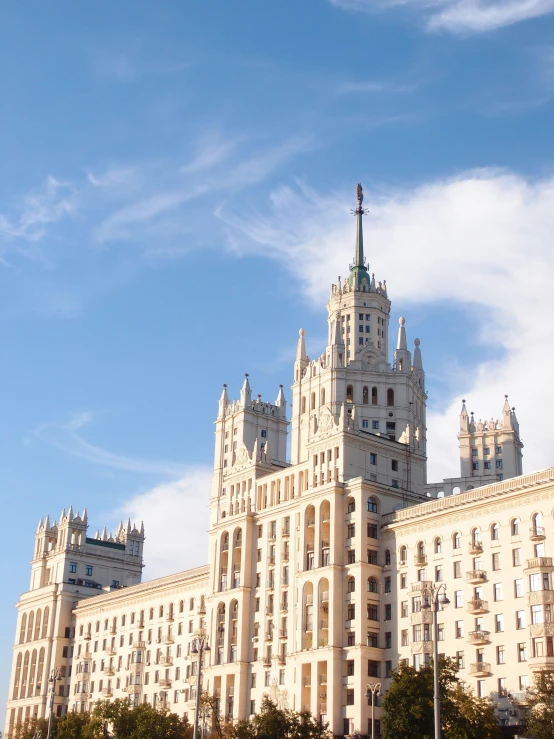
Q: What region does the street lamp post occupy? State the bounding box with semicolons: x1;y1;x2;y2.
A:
421;583;450;739
46;668;62;739
365;682;381;739
191;632;210;739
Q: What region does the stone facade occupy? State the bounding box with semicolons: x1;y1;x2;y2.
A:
5;186;536;737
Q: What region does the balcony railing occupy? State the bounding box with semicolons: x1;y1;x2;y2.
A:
467;630;490;645
469;541;483;555
525;557;554;572
102;688;113;697
469;662;491;676
414;554;427;567
466;570;487;584
530;526;546;541
467;599;488;614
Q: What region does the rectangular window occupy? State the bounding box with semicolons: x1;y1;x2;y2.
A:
372;420;379;429
362;419;369;428
391;459;398;472
400;574;407;589
369;453;377;465
367;631;379;648
435;566;443;582
384;604;392;621
518;643;527;662
473;462;479;470
484;461;491;470
368;660;380;677
367;605;378;621
477;680;486;698
497;646;505;664
496;446;502;454
456;651;464;669
513;548;521;566
347;523;355;539
367;550;378;565
347;659;355;676
492;553;500;571
455;591;463;608
494;583;503;601
401;629;409;647
359;337;364;345
516;611;526;629
85;565;93;577
384;577;391;593
515;579;524;598
367;523;378;539
453;561;461;579
495;614;504;632
496;460;503;469
472;448;478;456
455;621;464;638
401;602;408;618
69;562;77;573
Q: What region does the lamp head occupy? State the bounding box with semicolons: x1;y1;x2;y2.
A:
191;644;199;655
421;597;431;610
440;595;450;608
205;644;211;652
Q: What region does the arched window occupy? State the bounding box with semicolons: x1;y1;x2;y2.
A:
434;537;442;554
149;608;154;620
491;523;500;541
371;387;378;405
179;601;184;613
13;653;22;699
367;497;378;513
453;532;461;549
301;397;306;414
347;497;356;513
367;577;378;593
19;613;27;645
21;651;29;698
417;541;425;556
321;388;326;406
122;615;126;627
34;610;42;641
27;612;34;642
385;549;391;566
511;518;520;536
311;392;316;411
363;386;369;405
347;576;356;593
346;385;353;403
235;529;242;548
37;647;45;692
159;606;164;618
471;527;481;545
533;513;544;536
387;388;394;407
189;598;195;611
399;545;407;563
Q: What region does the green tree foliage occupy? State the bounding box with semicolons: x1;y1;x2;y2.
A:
381;657;500;739
224;696;331;739
89;699;192;739
525;670;554;738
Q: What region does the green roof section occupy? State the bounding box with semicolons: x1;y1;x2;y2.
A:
347;183;370;288
86;537;125;551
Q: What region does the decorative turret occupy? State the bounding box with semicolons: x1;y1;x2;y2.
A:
275;385;287;419
394;316;411;374
460;399;469;433
240;374;252;408
218;384;229;418
294;328;309;382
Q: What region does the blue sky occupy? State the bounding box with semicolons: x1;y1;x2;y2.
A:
2;0;554;710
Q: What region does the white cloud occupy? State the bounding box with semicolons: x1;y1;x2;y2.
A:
220;172;554;481
117;468;212;578
35;412;186;477
86;167;137;188
93;51;136;82
0;176;74;245
328;0;554;33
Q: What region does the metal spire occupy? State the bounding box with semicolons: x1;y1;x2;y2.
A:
348;183;370;286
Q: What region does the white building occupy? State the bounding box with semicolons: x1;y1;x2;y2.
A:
7;184;543;739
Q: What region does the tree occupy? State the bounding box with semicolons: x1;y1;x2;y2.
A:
13;717;50;739
382;658;500;739
89;699;192;739
525;670;554;738
224;696;331;739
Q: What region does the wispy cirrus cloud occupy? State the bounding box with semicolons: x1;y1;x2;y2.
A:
0;176;74;246
34;412;186;477
328;0;554;33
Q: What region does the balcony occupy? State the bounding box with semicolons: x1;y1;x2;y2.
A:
467;599;488;614
465;570;486;584
510;691;528;706
525;557;554;573
166;614;174;623
414;554;427;567
82;651;92;661
159;678;172;688
307;519;315;529
83;633;91;641
303;676;311;687
103;666;115;676
282;527;290;538
109;627;117;636
411;640;433;654
530;526;546;542
411;581;432;594
528;590;554;606
162;632;174;645
529;656;554;672
530;623;554;637
319;674;328;685
104;647;116;656
127;683;142;694
102;688;113;698
467;630;490;645
469;541;483;556
135;641;146;650
159;655;173;667
280;631;288;640
265;632;273;641
268;556;275;566
410;611;433;625
197;604;206;616
469;662;491;677
263;657;272;667
278;655;286;666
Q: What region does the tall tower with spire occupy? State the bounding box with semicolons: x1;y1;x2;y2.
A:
289;184;428;495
